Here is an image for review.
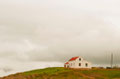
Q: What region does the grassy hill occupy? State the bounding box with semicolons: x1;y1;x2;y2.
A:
1;67;120;79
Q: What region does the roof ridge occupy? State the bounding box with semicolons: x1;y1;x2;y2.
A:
69;56;79;61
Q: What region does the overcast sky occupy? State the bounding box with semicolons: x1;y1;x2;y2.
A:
0;0;120;77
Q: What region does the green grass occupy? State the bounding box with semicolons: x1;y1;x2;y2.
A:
23;67;120;79
2;67;120;79
80;69;120;79
24;67;71;75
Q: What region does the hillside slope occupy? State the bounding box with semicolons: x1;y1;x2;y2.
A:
1;67;120;79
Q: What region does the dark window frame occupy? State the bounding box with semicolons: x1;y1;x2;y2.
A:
79;63;81;66
85;63;88;67
79;58;81;61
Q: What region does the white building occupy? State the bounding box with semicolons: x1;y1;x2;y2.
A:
64;56;92;69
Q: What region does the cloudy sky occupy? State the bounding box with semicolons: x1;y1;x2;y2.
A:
0;0;120;77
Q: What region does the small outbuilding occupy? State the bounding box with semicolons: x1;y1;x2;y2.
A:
64;56;92;69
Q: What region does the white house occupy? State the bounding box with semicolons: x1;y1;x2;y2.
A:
64;56;92;69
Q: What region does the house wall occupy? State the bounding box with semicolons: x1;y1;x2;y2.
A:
65;57;91;69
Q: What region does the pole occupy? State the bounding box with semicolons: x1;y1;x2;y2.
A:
111;53;113;68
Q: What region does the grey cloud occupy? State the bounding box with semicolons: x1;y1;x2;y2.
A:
0;11;119;64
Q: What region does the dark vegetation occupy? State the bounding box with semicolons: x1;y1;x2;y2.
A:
1;67;120;79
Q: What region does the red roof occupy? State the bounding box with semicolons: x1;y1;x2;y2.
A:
69;56;79;61
65;62;69;64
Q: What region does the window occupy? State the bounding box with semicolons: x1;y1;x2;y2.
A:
79;63;81;66
79;58;81;61
67;65;69;68
85;63;88;67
